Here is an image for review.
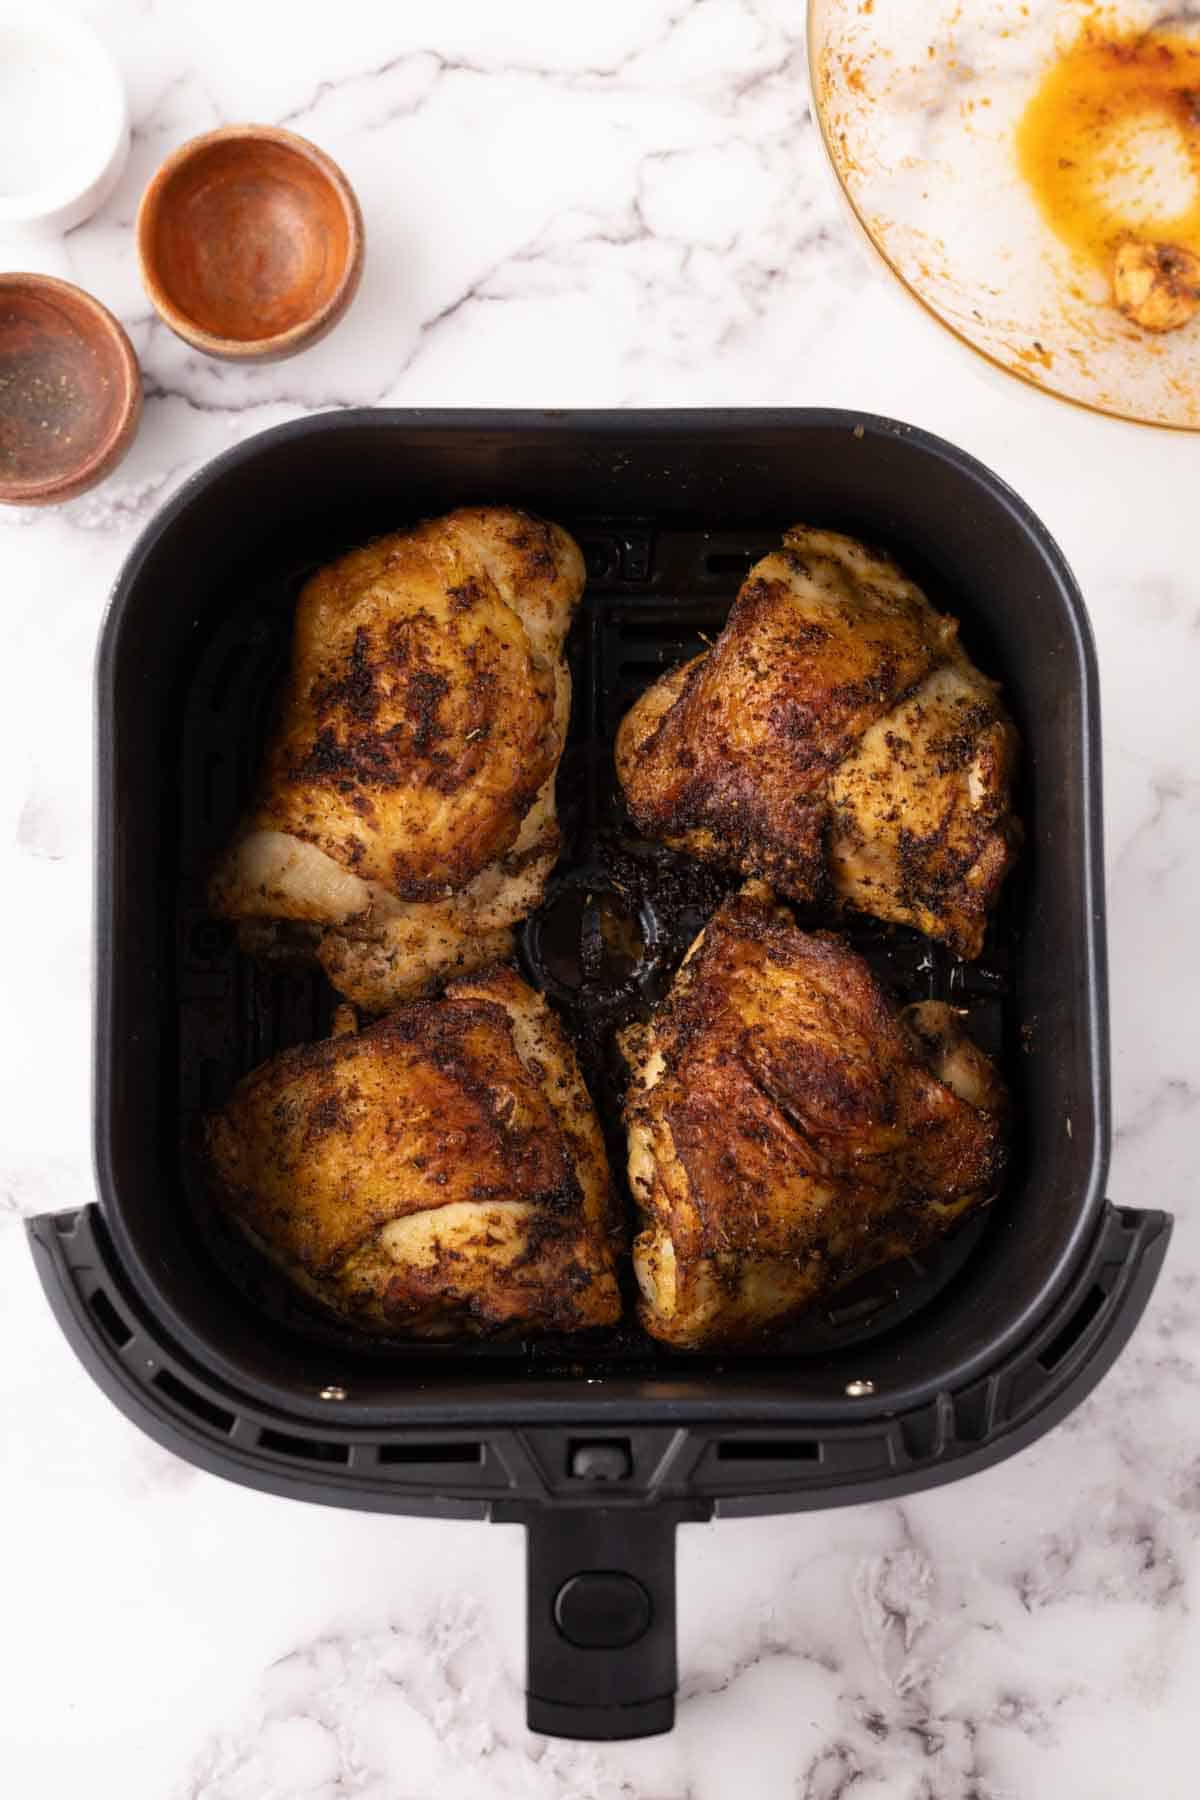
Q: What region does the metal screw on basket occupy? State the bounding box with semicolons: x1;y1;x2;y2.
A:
845;1378;876;1398
319;1384;348;1401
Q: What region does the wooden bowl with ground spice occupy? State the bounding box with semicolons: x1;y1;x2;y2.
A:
0;274;141;507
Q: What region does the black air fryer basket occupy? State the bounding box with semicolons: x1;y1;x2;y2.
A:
29;410;1170;1740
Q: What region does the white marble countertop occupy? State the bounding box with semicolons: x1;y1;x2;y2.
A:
3;3;1197;1796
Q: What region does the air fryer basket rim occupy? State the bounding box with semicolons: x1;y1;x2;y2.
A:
92;406;1112;1419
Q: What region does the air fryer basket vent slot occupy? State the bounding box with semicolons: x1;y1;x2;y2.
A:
153;1367;236;1435
953;1379;997;1443
1038;1283;1108;1373
716;1438;821;1463
89;1287;133;1350
259;1427;350;1464
378;1441;483;1466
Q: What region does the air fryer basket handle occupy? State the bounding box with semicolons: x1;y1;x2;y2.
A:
504;1502;708;1740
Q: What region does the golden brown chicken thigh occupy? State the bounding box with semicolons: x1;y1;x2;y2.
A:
204;966;621;1336
210;507;584;1007
622;884;1006;1347
616;527;1019;959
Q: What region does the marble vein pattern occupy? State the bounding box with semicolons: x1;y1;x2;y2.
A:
2;3;1199;1797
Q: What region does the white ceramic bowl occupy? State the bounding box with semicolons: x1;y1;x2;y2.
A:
0;6;129;236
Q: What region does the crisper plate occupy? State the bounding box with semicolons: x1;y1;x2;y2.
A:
176;515;1022;1370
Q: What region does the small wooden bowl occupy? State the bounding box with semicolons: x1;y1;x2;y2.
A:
137;126;364;362
0;275;142;507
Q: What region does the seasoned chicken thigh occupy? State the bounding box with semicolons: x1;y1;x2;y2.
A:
616;527;1019;959
622;884;1006;1347
210;507;583;1006
204;967;621;1336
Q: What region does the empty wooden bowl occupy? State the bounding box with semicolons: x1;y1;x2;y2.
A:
0;274;141;507
136;125;364;361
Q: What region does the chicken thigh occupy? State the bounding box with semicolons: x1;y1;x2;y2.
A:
204;966;621;1336
616;526;1019;959
622;883;1006;1347
210;507;583;1007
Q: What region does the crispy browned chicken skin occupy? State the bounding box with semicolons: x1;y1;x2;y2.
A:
204;966;621;1336
622;884;1006;1347
209;507;584;1007
616;526;1020;959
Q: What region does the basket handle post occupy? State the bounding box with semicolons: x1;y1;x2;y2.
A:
507;1501;707;1740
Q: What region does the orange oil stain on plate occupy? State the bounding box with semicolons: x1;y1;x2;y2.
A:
1016;26;1200;269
